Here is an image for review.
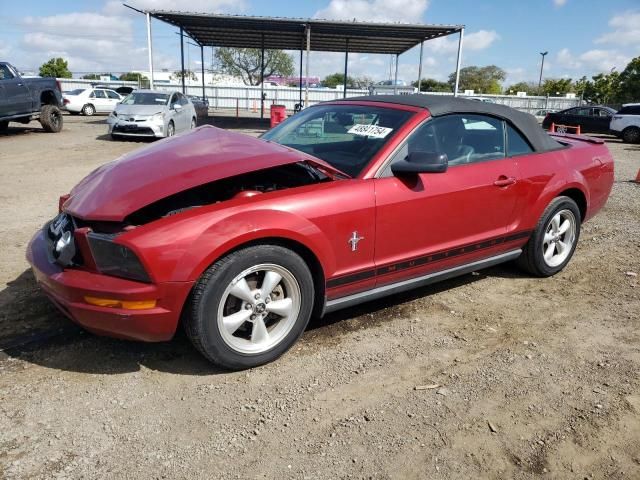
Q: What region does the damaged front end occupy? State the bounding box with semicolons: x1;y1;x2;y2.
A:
48;160;337;284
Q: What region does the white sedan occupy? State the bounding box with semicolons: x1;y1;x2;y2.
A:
63;88;123;116
107;90;197;139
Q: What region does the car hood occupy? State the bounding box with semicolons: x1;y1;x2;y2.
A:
114;104;166;116
63;125;341;222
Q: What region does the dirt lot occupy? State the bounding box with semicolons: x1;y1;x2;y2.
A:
0;115;639;479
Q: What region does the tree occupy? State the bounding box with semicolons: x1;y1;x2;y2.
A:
617;56;640;104
39;58;72;78
448;65;505;94
215;48;294;86
540;78;574;96
322;73;355;88
413;78;451;92
120;72;148;81
505;81;539;95
170;69;197;82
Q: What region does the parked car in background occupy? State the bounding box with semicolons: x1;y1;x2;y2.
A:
542;105;616;134
107;90;196;139
0;61;63;133
63;88;123;116
94;84;137;96
534;108;557;123
28;95;614;369
187;95;209;119
610;103;640;143
469;97;495;103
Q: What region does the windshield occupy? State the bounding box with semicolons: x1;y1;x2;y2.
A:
261;104;412;177
67;89;86;95
121;92;169;106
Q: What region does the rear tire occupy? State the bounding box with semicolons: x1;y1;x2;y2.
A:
184;245;314;370
622;126;640;144
39;105;63;133
517;196;581;277
82;104;95;116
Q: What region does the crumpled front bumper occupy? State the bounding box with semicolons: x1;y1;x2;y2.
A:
26;229;193;342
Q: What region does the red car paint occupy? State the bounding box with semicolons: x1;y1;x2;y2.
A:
26;101;614;342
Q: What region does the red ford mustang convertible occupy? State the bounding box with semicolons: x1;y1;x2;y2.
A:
27;95;614;369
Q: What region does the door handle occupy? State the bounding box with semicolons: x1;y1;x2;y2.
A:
493;176;516;187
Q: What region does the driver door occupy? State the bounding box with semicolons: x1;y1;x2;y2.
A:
373;114;522;287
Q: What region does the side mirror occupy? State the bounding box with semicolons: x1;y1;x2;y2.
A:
173;104;183;112
391;151;448;176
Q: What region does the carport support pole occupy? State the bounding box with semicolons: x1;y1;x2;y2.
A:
260;34;265;120
393;54;399;95
305;25;310;107
343;38;349;98
180;27;186;94
146;13;154;89
453;27;464;97
417;40;424;93
299;43;303;106
200;45;205;101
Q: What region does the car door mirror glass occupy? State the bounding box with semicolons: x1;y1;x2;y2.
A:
173;103;182;112
391;151;448;176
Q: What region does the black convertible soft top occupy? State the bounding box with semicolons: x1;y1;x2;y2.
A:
339;94;563;152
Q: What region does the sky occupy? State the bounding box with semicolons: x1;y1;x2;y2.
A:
1;0;639;86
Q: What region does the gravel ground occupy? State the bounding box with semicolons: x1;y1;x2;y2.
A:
0;115;639;479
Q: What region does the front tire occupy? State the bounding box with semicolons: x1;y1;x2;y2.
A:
191;117;197;129
0;120;8;132
517;196;581;277
166;121;175;137
622;126;640;144
185;245;315;370
39;105;63;133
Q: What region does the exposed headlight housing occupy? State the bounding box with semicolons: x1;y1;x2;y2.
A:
87;233;151;283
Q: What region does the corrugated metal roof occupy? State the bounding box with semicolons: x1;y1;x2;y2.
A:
148;11;463;54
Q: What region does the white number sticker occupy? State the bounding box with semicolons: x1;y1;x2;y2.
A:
347;124;393;139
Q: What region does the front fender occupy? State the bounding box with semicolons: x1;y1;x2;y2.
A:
175;209;336;282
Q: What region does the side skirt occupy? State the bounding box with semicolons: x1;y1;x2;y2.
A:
323;249;521;314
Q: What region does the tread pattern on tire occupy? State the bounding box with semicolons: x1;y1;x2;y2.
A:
40;105;63;133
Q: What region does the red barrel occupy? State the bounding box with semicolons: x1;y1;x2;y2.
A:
270;104;287;128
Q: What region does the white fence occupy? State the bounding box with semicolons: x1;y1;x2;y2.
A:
58;79;581;114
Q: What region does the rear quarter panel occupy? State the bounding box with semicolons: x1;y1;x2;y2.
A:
512;138;613;232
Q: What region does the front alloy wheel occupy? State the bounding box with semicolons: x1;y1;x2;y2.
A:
185;245;314;369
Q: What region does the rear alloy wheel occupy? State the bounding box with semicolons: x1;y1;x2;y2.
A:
167;121;175;137
185;245;314;370
622;126;640;144
40;105;63;133
517;196;581;277
82;104;95;116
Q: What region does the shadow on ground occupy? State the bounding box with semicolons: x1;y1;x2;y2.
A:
1;262;528;376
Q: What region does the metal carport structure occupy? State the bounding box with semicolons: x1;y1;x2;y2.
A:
131;7;465;117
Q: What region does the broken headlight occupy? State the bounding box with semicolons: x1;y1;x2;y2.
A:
87;233;150;283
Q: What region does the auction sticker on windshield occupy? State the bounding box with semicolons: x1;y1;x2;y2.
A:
348;124;393;138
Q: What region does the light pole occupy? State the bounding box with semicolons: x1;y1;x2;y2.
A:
538;51;548;92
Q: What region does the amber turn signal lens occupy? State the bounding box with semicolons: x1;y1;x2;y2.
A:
84;296;156;310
